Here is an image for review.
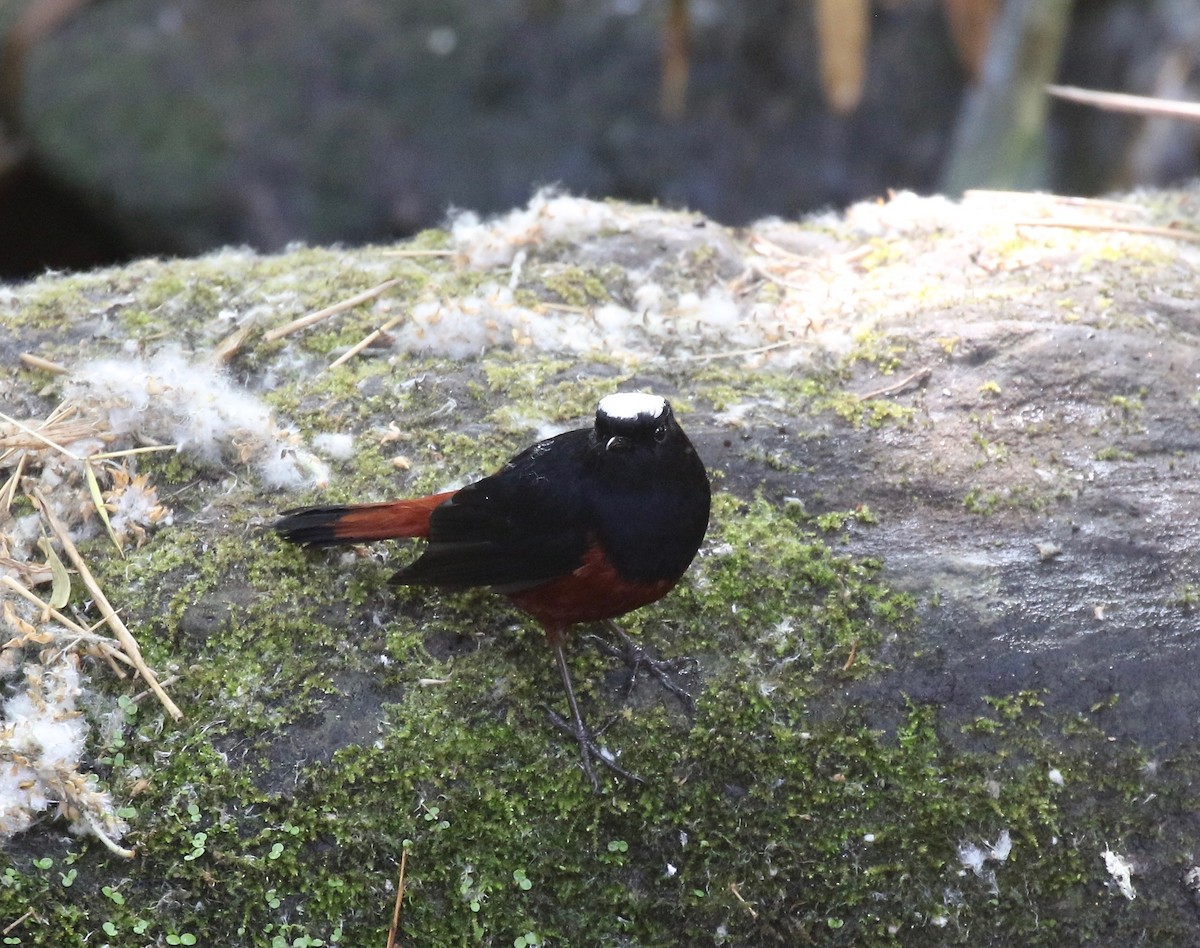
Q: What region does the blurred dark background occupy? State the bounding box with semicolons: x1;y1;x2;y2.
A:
0;0;1197;281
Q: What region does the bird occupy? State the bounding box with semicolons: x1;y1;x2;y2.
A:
274;392;711;787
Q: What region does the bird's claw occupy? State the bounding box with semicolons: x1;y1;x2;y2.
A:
593;621;698;713
544;706;643;789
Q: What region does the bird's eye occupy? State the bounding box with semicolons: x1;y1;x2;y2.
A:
653;423;668;442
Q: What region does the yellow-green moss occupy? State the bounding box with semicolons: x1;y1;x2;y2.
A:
539;265;614;307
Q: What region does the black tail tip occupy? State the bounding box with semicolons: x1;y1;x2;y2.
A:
274;505;353;548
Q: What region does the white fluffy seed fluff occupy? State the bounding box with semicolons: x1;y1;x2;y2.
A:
598;392;667;422
0;658;128;844
65;349;328;489
1104;847;1137;900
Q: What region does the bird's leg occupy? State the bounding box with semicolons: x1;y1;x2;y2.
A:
592;618;697;713
546;634;642;789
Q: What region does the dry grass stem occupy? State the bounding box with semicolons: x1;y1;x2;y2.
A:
132;674;181;704
1;452;26;511
80;810;135;859
0;410;82;460
385;848;408;948
329;313;405;369
1013;219;1200;244
677;340;801;363
1;908;35;936
18;352;68;374
86;444;177;462
1;576;128;658
263;278;403;342
31;491;183;720
728;881;759;919
1047;84;1200;122
963;189;1146;215
0;555;49;586
857;367;933;400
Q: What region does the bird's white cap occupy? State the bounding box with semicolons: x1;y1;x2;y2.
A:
597;392;668;421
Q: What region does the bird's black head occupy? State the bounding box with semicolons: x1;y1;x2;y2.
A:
592;392;678;454
586;391;710;582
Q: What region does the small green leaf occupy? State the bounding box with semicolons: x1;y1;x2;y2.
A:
83;460;124;556
36;537;72;608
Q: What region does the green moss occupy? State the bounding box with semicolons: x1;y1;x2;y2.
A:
2;442;1189;946
830;394;915;430
1094;445;1134;462
963;487;1002;514
2;478;923;945
10;662;1172;946
1108;393;1144;416
846;328;909;376
539;265;613;307
971;432;1009;464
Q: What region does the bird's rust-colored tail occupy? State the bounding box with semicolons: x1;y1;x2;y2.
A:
275;491;457;547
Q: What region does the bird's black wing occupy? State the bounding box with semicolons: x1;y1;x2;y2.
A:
393;429;592;592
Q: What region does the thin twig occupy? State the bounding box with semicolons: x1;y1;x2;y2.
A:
328;313;405;369
18;353;68;375
728;881;759;920
87;444;177;462
1013;218;1200;244
1;908;35;935
677;339;802;363
379;249;455;258
132;674;181;704
263;278;403;342
1047;84;1200;123
385;848;408;948
32;491;183;720
857;367;933;401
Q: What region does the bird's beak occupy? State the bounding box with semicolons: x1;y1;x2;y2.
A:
606;436;631;452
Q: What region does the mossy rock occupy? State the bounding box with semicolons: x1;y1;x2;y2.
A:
2;191;1199;944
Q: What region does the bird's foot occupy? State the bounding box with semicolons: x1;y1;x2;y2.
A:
545;706;643;790
593;620;697;713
